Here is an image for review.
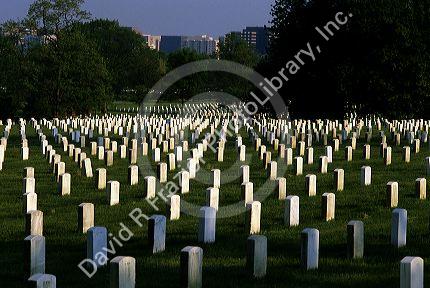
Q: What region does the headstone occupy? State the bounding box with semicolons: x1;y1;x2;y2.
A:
285;148;293;165
347;220;364;259
319;156;328;174
345;146;353;162
306;147;314;164
285;195;299;227
87;227;108;268
198;207;216;243
179;171;190;194
58;173;71;196
180;246;203;288
211;169;221;189
241;182;253;206
97;146;104;160
23;177;36;194
128;165;139;186
361;166;371;186
145;176;156;199
82;158;93;178
120;145;127;159
78;203;94;233
105;150;114;167
325;146;333;163
28;273;56;288
268;161;277;180
241;165;250;184
415;178;426;200
22;147;29;160
305;174;317;197
277;177;287;200
322;193;335;221
25;210;43;236
24;235;45;278
24;167;35;178
206;187;219;211
246;201;261;235
217;147;224;162
403;147;411;163
188;158;197;179
90;142;97;156
23;192;37;214
157;162;168;183
168;153;176;171
110;256;136;288
384;146;392;165
294;156;303;176
246;235;267;278
334;169;344;191
107;181;120;206
414;139;420;153
400;257;424;288
128;149;137;165
239;145;246;162
363;144;371;160
96;168;107;190
175;146;183;162
148;215;166;253
167;195;180;220
301;228;319;270
391;208;407;248
387;182;399;208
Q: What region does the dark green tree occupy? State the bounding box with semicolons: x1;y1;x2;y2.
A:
27;0;91;38
268;0;430;119
27;31;111;117
218;33;259;68
0;35;28;118
75;19;166;100
163;48;210;103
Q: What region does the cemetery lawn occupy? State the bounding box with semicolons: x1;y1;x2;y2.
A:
1;123;430;287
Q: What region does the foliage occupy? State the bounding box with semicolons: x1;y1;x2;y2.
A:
0;36;27;118
268;0;430;119
75;19;166;101
218;33;260;68
27;0;91;37
26;31;111;117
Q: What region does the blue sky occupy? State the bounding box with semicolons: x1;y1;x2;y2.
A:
0;0;274;37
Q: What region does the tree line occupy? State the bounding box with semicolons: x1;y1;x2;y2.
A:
2;0;426;119
266;0;430;119
0;0;259;118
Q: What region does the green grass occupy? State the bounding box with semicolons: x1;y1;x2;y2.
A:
1;122;430;287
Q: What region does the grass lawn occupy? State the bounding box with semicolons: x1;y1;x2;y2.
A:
1;119;429;287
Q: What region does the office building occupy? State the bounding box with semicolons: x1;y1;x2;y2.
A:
225;26;269;55
160;35;218;55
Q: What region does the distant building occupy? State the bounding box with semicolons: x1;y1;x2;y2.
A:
160;35;218;55
160;35;184;53
128;28;161;51
225;26;269;55
182;35;218;55
142;34;161;51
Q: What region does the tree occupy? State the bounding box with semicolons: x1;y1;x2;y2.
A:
27;0;91;38
216;34;260;100
0;35;27;118
268;0;430;119
163;48;211;103
218;33;259;68
75;19;166;100
27;31;111;117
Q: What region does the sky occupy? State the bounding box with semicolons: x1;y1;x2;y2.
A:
0;0;274;38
